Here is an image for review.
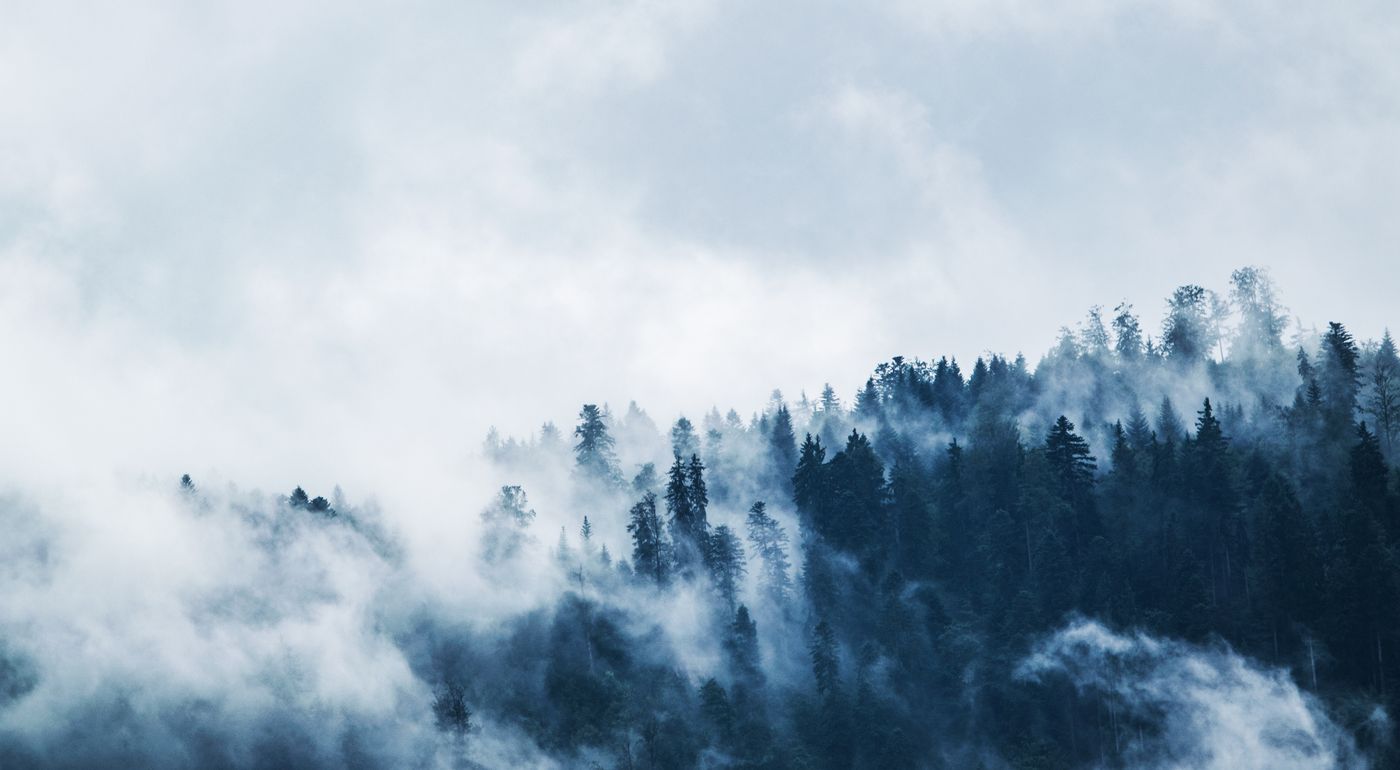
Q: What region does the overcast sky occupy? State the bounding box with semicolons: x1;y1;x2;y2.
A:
2;0;1397;497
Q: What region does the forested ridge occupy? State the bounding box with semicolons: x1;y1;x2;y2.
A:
472;267;1400;769
4;266;1399;769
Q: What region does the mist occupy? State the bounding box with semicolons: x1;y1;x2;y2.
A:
3;265;1399;767
5;2;1400;768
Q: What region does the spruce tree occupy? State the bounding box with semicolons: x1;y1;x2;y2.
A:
667;454;710;577
746;501;794;607
1321;322;1361;439
706;524;746;613
769;405;798;493
1367;330;1400;455
574;404;621;485
793;434;827;519
810;620;839;697
627;492;668;585
671;417;700;460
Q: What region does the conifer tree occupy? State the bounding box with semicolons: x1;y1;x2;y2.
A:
671;417;699;460
627;491;668;585
1229;266;1287;358
793;434;827;519
1156;396;1185;444
574;404;621;485
481;485;537;563
1112;301;1143;361
1044;415;1097;501
725;605;763;686
1125;403;1154;451
1321;322;1361;439
810;620;839;698
1162;284;1213;363
706;525;746;613
769;405;798;493
1367;330;1400;455
667;454;710;577
746;501;794;607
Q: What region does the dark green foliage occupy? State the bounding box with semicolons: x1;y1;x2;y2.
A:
666;453;710;577
627;492;668;586
464;277;1400;769
809;620;839;698
769;405;798;494
725;606;763;687
1045;417;1095;487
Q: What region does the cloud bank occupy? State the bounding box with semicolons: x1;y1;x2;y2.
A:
1019;620;1383;770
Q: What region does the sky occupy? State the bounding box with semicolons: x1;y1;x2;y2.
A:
1;0;1398;498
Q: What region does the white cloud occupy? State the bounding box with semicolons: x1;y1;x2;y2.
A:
1019;620;1381;769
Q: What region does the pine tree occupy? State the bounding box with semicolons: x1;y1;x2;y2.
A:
628;492;668;585
1079;305;1110;357
1156;396;1185;444
810;620;839;697
1229;266;1287;357
1125;403;1154;451
580;516;594;555
746;501;794;607
631;462;659;495
481;485;538;563
819;384;842;415
432;681;473;736
671;417;700;459
1321;322;1361;440
555;527;573;570
1367;330;1400;455
706;525;746;613
1162;284;1213;363
769;405;799;493
699;678;735;743
667;454;710;577
1351;423;1388;513
890;453;936;579
574;404;621;485
1112;301;1143;361
725;605;763;686
854;378;881;421
822;431;887;557
1184;398;1241;618
1109;420;1136;480
1044;416;1097;500
793;434;827;519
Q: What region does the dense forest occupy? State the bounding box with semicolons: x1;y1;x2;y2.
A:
4;266;1399;769
469;267;1400;769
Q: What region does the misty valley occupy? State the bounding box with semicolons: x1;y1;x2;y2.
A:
4;266;1399;770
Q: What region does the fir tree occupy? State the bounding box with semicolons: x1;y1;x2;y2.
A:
769;405;799;493
706;524;746;613
810;620;839;697
746;501;794;607
1321;322;1361;439
574;404;621;485
1367;330;1400;455
627;492;668;585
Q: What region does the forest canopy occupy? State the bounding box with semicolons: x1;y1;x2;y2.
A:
3;266;1398;770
